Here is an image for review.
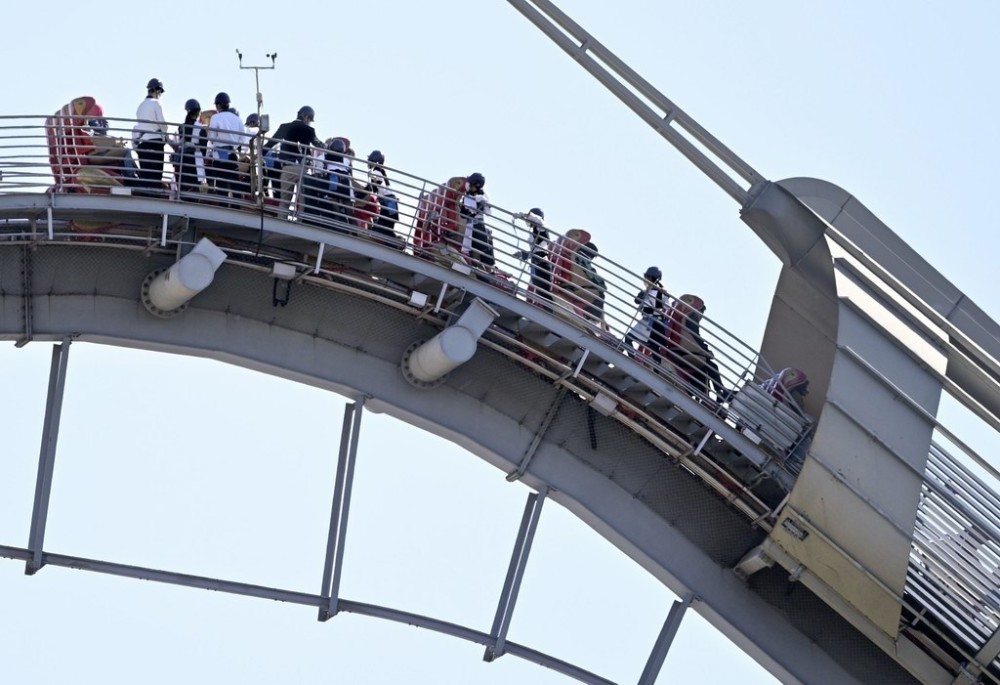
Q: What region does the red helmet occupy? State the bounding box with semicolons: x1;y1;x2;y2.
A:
777;368;809;395
678;294;705;314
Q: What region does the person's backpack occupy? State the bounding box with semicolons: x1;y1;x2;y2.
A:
379;190;399;227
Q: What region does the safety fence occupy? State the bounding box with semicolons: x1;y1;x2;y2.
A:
4;111;1000;680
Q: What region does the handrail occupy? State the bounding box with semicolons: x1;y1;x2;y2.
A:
5;110;1000;680
0;113;770;401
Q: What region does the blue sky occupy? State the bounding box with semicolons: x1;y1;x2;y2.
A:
2;1;999;683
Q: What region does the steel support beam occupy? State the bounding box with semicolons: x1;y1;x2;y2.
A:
15;244;33;347
637;595;692;685
484;487;547;661
318;400;364;620
506;0;762;205
507;387;567;481
25;340;71;575
0;544;616;685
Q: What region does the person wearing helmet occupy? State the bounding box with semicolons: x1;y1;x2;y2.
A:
264;106;323;214
512;208;553;306
577;241;609;330
172;97;208;197
365;150;389;185
364;163;401;245
459;172;495;269
320;137;354;226
624;265;668;362
759;367;814;468
206;92;250;205
762;367;810;410
133;77;168;193
664;294;733;405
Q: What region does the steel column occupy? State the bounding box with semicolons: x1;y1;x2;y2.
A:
637;595;692;685
318;400;364;620
25;340;71;575
484;487;547;661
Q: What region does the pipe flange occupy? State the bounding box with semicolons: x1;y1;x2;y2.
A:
140;268;188;319
401;339;447;389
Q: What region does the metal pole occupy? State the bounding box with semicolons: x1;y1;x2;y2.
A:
484;487;547;661
506;0;762;205
236;50;276;205
26;340;72;575
637;595;692;685
318;403;354;620
318;400;364;620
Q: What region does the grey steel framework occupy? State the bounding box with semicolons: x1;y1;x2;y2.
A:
0;2;998;684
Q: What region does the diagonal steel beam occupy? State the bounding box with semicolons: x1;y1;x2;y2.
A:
25;340;71;575
507;387;567;481
637;595;693;685
484;487;548;661
318;400;364;620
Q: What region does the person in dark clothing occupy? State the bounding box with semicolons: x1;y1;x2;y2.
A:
174;98;207;198
513;207;553;306
459;172;495;269
264;106;323;214
664;294;733;404
624;266;669;363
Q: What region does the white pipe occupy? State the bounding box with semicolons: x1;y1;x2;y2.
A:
146;238;226;313
404;298;499;384
408;326;479;382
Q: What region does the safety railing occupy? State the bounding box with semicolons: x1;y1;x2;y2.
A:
7;112;1000;679
902;439;1000;679
0;113;789;424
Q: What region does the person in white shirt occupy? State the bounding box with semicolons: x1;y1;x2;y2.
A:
134;78;168;193
206;92;249;205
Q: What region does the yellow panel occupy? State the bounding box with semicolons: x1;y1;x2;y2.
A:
769;458;911;636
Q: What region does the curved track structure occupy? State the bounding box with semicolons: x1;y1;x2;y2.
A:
1;7;999;682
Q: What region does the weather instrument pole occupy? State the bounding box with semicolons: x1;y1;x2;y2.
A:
236;50;277;252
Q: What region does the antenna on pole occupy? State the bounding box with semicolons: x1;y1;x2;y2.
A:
235;49;277;130
235;50;277;221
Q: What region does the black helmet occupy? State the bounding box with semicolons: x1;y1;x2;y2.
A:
214;92;231;106
643;266;662;282
467;172;485;188
245;113;260;127
367;149;385;165
328;137;346;153
147;78;165;93
528;207;544;220
297;105;315;121
87;118;109;134
184;98;201;112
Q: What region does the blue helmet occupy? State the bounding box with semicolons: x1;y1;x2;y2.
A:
297;105;315;121
529;207;544;219
328;138;346;153
147;78;165;92
214;92;231;106
367;149;385;165
184;98;201;112
245;113;260;127
643;266;662;282
467;172;485;188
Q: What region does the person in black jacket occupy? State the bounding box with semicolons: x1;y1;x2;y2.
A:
174;98;207;198
624;265;668;362
513;208;553;306
264;106;322;214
